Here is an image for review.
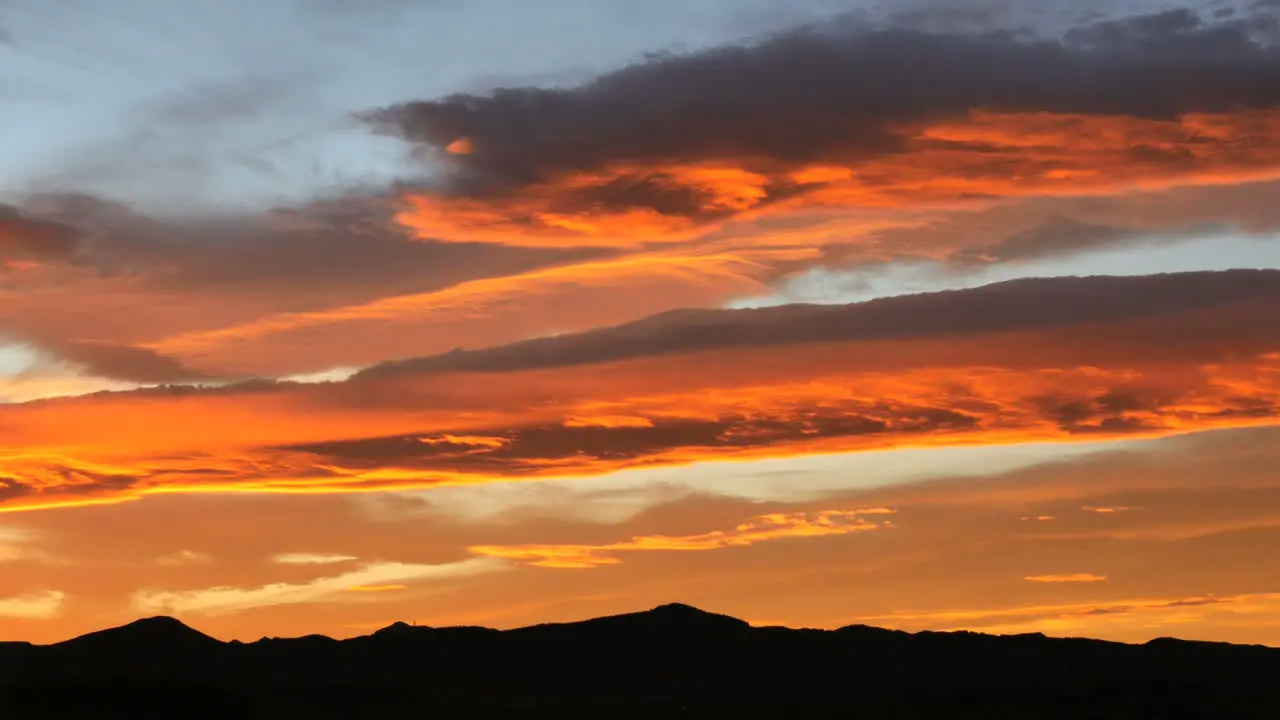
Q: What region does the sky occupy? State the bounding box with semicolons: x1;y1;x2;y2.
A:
2;0;1280;646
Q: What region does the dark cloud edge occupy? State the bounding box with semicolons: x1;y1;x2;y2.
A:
362;6;1280;204
7;268;1276;408
356;268;1280;380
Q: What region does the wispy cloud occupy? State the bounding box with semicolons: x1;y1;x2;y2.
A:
470;508;893;568
156;549;213;566
271;552;359;565
1024;573;1107;583
849;592;1280;641
0;590;65;619
132;558;504;615
345;584;408;593
0;526;33;562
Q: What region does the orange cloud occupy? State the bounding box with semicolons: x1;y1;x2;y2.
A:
6;11;1280;391
389;109;1280;249
0;591;65;620
142;250;784;364
131;558;503;616
273;553;359;565
372;11;1280;251
445;137;473;155
2;272;1279;512
2;352;1276;514
1024;573;1107;583
3;422;1278;644
563;415;655;429
845;593;1280;644
469;508;893;568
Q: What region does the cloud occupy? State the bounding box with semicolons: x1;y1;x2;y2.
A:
2;270;1280;512
1024;573;1107;583
345;584;408;592
156;549;213;566
131;557;504;615
470;507;893;568
357;269;1280;378
0;526;32;562
34;339;215;385
6;422;1279;643
23;181;1269;381
950;216;1139;265
1082;505;1140;514
0;190;601;378
272;552;359;565
4;5;1280;391
848;592;1280;637
0;590;65;619
6;191;585;297
143;250;774;364
365;8;1280;247
375;8;1280;191
0;204;80;268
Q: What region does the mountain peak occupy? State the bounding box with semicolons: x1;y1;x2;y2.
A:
373;621;428;637
59;615;221;652
609;603;750;631
127;615;193;630
648;602;717;617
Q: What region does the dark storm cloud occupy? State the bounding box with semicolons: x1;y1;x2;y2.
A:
366;8;1280;203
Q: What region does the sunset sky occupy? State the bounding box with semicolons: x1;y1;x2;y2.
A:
2;0;1280;646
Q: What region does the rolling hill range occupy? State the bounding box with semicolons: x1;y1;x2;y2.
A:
1;603;1277;718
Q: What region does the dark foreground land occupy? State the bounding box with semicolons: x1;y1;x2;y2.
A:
0;603;1277;718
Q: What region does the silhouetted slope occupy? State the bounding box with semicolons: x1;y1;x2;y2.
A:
57;616;221;654
2;604;1277;718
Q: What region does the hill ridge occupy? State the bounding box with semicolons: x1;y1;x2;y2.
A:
5;603;1276;717
37;602;1279;648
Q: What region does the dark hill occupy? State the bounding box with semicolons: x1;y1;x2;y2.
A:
2;604;1277;718
55;615;221;654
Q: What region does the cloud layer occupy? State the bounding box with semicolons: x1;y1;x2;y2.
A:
4;422;1279;645
2;270;1278;512
371;8;1280;246
1;6;1278;385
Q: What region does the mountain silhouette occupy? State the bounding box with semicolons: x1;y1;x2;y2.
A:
56;616;221;655
370;620;425;637
2;604;1277;718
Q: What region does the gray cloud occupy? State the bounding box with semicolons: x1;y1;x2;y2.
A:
12;191;596;297
0;203;80;263
42;340;214;384
358;269;1280;379
277;408;978;477
366;7;1280;212
951;217;1146;265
